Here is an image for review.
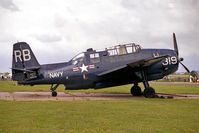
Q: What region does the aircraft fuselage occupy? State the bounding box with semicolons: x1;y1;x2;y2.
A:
18;48;178;90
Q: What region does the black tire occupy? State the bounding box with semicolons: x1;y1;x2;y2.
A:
52;91;57;97
143;87;155;98
131;86;142;96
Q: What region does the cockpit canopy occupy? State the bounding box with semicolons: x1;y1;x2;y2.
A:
71;43;142;65
71;52;85;65
105;43;142;56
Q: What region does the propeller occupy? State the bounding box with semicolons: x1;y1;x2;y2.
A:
173;33;179;56
173;33;190;73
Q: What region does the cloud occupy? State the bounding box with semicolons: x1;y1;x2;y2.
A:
0;0;199;72
34;34;63;43
0;0;19;11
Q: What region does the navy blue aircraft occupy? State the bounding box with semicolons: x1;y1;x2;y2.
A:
12;33;189;98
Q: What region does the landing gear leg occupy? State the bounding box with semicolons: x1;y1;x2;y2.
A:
141;71;155;98
130;83;142;96
50;84;59;97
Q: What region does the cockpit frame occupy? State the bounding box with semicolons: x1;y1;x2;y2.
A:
105;43;142;56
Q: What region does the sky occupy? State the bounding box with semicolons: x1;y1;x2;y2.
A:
0;0;199;73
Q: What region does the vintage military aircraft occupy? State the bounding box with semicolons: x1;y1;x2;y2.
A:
12;33;190;98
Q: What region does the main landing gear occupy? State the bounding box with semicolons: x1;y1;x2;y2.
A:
141;70;155;98
50;84;59;97
142;82;155;98
130;82;155;98
130;83;142;96
130;71;156;98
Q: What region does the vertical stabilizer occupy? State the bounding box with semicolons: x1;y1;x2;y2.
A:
12;42;40;81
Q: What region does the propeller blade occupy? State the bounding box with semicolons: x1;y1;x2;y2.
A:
180;62;190;73
172;33;190;73
173;33;179;56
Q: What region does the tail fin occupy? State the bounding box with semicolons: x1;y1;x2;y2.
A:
12;42;40;81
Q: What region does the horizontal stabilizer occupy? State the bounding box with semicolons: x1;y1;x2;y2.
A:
11;67;40;72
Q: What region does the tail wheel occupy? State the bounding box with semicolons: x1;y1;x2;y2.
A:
52;91;57;97
143;87;155;98
50;84;59;97
131;86;142;96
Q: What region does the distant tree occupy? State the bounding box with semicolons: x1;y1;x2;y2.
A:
184;72;189;75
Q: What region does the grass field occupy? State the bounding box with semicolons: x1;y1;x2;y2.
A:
0;99;199;133
0;81;199;133
0;81;199;94
158;74;190;82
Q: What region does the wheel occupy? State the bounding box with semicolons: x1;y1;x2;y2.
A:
131;86;142;96
143;87;155;98
52;91;57;97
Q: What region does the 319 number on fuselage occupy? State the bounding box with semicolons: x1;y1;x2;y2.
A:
162;56;177;66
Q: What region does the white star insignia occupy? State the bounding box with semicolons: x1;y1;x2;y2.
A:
80;64;88;73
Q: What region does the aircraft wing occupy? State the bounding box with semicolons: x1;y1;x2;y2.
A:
97;65;127;76
97;55;169;76
127;55;169;68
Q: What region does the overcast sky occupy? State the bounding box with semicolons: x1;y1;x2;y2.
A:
0;0;199;73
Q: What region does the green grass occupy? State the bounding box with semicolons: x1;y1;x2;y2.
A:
0;81;199;94
0;81;60;92
0;81;199;133
69;83;199;95
158;74;190;82
0;99;199;133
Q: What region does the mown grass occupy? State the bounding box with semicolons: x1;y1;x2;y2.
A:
69;83;199;95
158;74;190;82
0;81;58;92
0;81;199;94
0;81;199;133
0;99;199;133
